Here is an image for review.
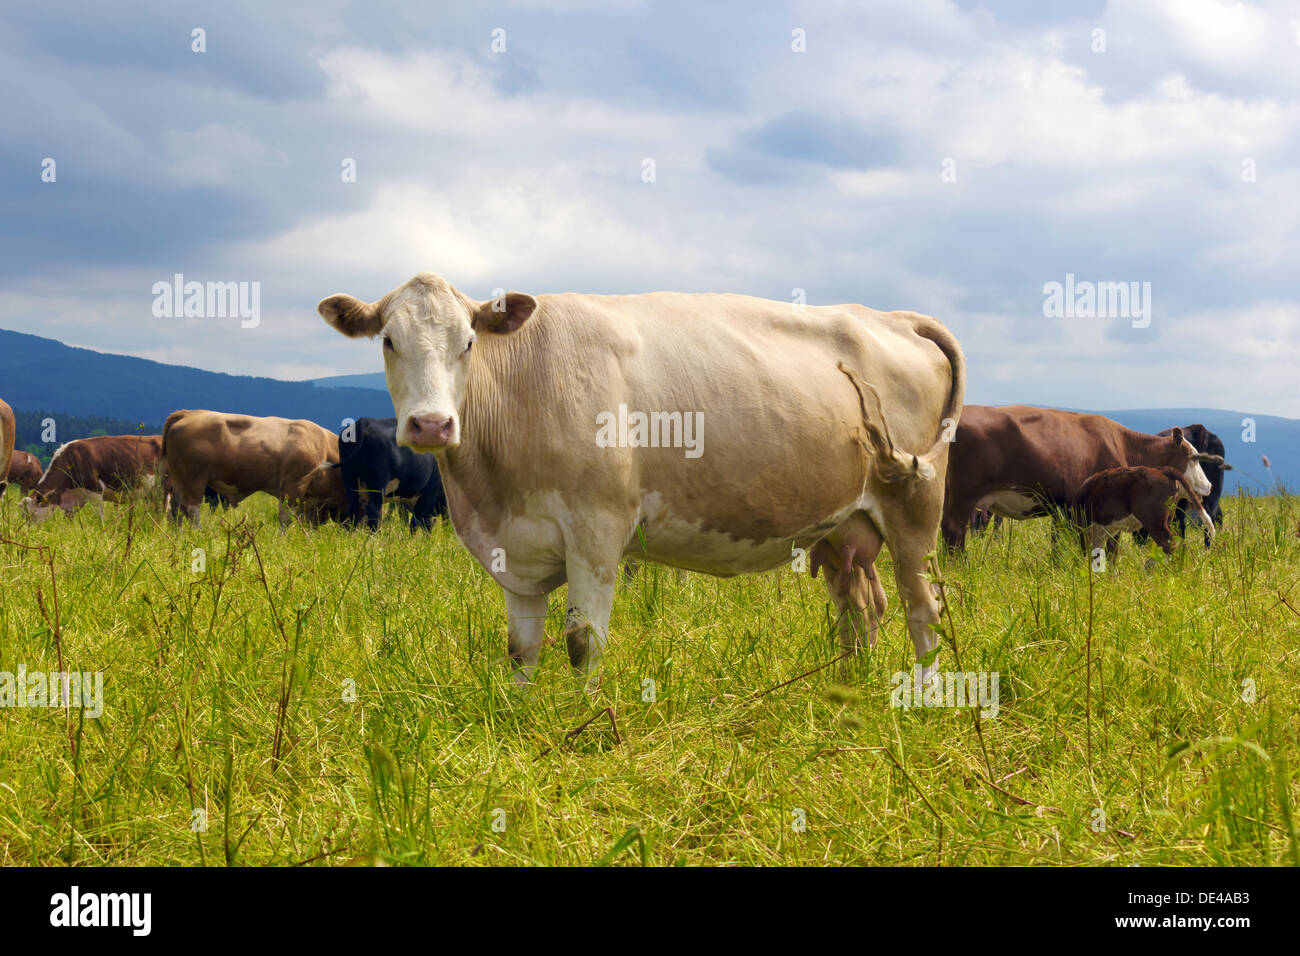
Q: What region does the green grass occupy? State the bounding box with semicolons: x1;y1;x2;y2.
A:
1;484;1297;866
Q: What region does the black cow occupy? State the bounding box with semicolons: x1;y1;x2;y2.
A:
336;417;447;531
1135;424;1230;547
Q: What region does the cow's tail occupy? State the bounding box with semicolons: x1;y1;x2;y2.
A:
836;317;965;484
1173;471;1216;544
161;410;188;460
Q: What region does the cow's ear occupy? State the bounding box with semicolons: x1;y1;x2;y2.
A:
1169;426;1184;444
474;292;537;335
319;294;383;338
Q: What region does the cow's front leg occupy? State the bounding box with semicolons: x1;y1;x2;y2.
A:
563;555;618;696
504;590;549;689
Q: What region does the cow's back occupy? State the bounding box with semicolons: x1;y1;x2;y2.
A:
952;406;1172;508
167;409;340;502
38;434;161;497
456;291;957;552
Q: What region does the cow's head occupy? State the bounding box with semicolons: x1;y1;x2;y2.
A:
318;273;536;452
20;488;95;522
20;494;55;522
1166;427;1222;497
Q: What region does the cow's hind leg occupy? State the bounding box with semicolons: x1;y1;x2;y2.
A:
812;512;887;678
878;489;946;687
168;476;205;527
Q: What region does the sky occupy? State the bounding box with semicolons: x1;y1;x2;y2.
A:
2;0;1299;415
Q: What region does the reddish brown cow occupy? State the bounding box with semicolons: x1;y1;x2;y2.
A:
0;398;14;496
7;450;43;493
1071;465;1214;565
942;405;1224;550
21;434;163;519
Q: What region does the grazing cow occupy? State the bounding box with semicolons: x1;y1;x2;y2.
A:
21;434;163;520
335;417;447;531
0;398;13;497
1071;465;1215;565
319;273;965;690
942;406;1223;551
1134;424;1230;548
8;450;43;493
163;410;346;527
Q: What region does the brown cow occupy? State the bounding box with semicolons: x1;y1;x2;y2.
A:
1071;465;1214;565
0;398;14;497
7;450;43;493
21;434;163;520
163;410;346;527
942;405;1224;550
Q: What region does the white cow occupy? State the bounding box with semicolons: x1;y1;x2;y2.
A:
319;274;965;692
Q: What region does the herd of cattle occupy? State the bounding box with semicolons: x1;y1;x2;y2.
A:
0;401;448;530
0;275;1237;685
0;400;1229;558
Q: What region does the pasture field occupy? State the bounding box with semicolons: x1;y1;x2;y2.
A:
0;486;1297;867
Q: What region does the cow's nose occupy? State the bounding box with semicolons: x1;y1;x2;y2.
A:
406;414;455;447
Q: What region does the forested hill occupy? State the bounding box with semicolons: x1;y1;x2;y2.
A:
1;328;392;446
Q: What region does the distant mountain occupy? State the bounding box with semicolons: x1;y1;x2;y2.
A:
0;328;392;434
311;371;386;391
3;328;1295;494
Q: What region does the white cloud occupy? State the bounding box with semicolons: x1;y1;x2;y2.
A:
1;0;1298;418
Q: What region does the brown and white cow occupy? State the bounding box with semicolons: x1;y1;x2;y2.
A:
163;410;346;527
7;450;43;493
942;405;1223;550
319;273;965;690
21;434;163;520
0;398;14;497
1071;465;1215;565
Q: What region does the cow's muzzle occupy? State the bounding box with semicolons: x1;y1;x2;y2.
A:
403;413;457;450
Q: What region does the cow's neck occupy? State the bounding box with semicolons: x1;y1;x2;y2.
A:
1121;428;1173;466
437;334;538;541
